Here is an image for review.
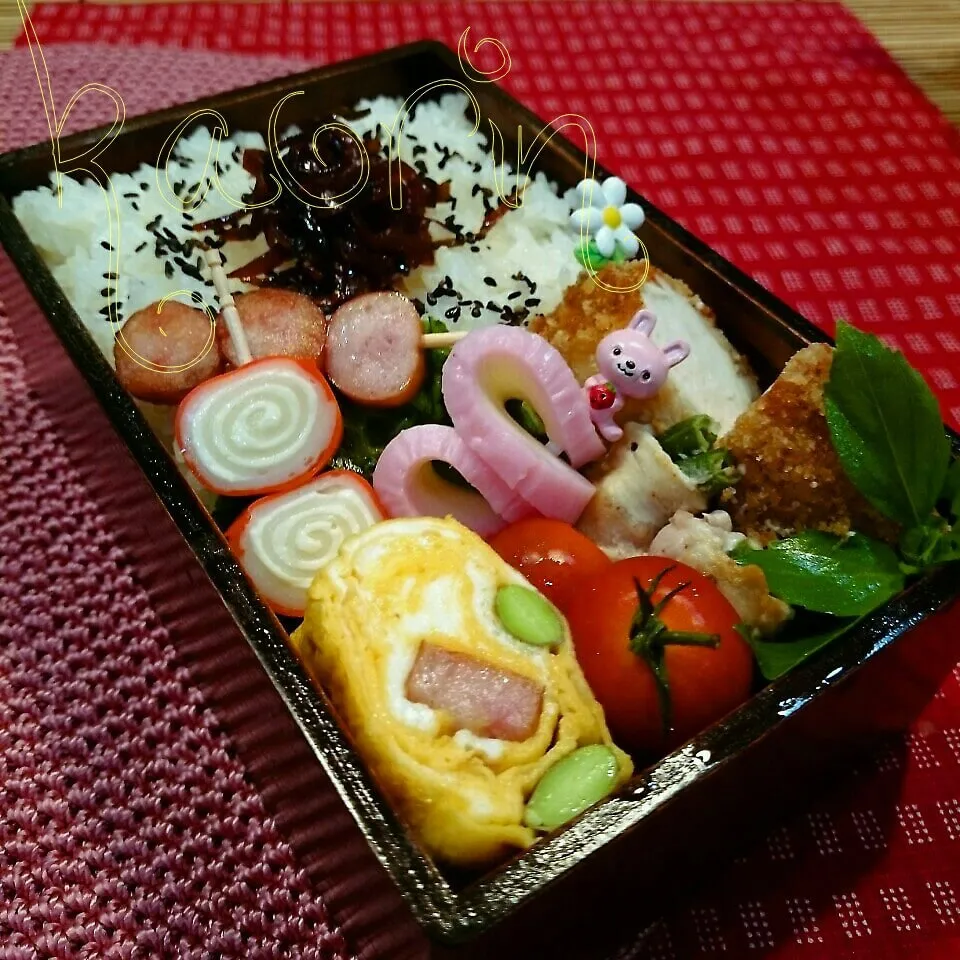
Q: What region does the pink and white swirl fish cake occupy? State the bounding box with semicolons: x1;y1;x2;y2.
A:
227;471;384;618
584;309;690;443
176;357;343;497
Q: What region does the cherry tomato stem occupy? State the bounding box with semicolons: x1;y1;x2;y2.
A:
566;557;754;756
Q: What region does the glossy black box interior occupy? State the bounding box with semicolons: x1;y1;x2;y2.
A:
0;41;958;953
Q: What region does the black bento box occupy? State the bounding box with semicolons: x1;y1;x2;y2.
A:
1;40;958;959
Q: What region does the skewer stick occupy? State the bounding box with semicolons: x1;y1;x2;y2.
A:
204;247;252;366
421;331;468;350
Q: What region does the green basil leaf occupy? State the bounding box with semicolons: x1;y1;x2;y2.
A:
731;531;904;616
739;617;863;681
898;514;960;571
933;533;960;566
824;321;951;527
944;458;960;522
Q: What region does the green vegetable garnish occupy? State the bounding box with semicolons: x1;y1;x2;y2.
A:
899;515;960;572
896;459;960;572
944;458;960;522
505;399;549;443
657;414;718;459
737;616;864;682
731;531;905;617
524;745;620;832
495;585;564;647
409;315;451;422
731;322;958;681
674;449;741;496
656;415;739;495
825;321;952;529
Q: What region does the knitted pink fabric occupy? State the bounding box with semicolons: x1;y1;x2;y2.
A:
0;44;361;960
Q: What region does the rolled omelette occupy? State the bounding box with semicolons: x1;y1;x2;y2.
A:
290;515;633;868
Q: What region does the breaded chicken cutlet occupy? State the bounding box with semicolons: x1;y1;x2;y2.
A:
530;262;758;435
719;343;900;545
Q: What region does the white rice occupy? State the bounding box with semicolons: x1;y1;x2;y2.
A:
14;127;266;362
14;92;580;364
349;93;580;329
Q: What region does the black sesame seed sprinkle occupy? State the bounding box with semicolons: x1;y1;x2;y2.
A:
483;276;496;287
173;255;204;283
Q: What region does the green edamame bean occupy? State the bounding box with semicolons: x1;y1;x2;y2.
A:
495;584;564;647
524;745;620;832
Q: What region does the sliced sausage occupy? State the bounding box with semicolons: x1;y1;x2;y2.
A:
114;300;222;404
217;288;327;367
325;292;425;407
405;642;543;742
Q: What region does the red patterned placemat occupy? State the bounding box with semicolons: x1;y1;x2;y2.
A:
2;3;960;958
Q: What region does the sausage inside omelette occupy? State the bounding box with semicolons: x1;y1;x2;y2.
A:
291;516;632;868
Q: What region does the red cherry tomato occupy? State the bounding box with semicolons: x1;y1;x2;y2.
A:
488;518;612;614
565;556;753;756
